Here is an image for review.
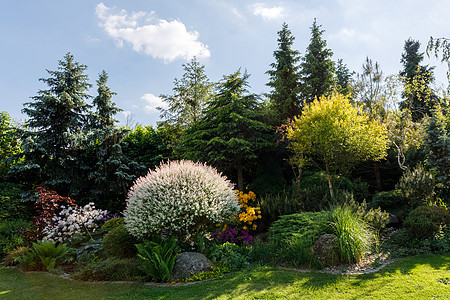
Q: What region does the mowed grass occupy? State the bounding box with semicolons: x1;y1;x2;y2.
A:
1;253;450;300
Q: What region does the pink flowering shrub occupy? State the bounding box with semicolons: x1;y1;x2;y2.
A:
124;160;240;242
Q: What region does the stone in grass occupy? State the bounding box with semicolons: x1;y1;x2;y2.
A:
171;252;212;281
313;234;341;267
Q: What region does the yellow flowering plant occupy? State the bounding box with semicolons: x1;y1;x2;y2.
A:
211;191;262;245
236;191;262;231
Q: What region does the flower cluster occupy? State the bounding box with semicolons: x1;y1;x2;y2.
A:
212;191;262;245
236;191;261;231
211;226;253;245
43;203;108;243
22;187;78;242
124;160;240;242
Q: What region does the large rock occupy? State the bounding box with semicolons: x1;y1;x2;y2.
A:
171;252;212;281
313;234;341;266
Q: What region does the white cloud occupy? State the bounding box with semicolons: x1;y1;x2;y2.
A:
95;3;210;62
141;93;167;113
329;27;380;46
252;3;284;20
122;110;132;118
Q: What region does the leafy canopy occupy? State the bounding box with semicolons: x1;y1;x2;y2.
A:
286;93;388;197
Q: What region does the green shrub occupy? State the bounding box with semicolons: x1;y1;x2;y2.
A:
0;219;29;258
403;215;438;240
396;163;435;207
17;239;73;271
269;211;330;245
101;217;124;230
266;211;329;267
383;228;450;257
103;224;137;258
402;205;449;240
208;242;249;270
328;206;372;263
408;205;450;225
2;246;30;266
257;191;301;230
72;257;143;281
351;199;389;250
370;189;410;221
296;172;369;212
0;182;30;221
136;236;178;283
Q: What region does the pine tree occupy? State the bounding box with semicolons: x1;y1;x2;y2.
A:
159;57;213;128
400;38;437;121
424;104;450;199
300;19;335;104
85;71;142;211
180;70;272;190
91;70;121;128
12;53;91;193
335;59;354;96
266;23;301;124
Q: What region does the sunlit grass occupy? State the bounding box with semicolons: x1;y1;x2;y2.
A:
0;253;449;299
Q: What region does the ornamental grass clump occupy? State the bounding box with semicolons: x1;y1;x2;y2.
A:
124;160;240;242
328;206;372;264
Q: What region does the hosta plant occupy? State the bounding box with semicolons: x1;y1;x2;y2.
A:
124;160;240;242
136;237;177;283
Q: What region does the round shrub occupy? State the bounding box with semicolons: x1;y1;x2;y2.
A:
408;205;450;225
403;205;449;240
124;160;240;241
103;224;138;258
370;189;410;221
403;215;438;240
101;217;125;230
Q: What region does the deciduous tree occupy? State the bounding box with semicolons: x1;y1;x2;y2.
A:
286;94;388;199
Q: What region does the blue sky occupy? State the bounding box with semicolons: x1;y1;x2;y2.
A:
2;0;450;127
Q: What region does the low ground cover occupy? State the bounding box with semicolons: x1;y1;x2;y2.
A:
1;253;449;299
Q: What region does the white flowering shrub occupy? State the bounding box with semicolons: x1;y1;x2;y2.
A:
43;203;108;243
124;160;240;241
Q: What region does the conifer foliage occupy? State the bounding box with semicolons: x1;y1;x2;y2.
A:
180;70;272;191
266;23;302;125
14;53;91;192
300;19;335;104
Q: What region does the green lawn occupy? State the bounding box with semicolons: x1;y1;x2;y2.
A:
1;253;450;299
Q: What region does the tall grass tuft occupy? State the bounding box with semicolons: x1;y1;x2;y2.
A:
329;206;372;263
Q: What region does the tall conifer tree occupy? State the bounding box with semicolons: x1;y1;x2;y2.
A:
180;70;272;190
13;53;91;193
300;19;335;104
400;38;437;121
266;23;301;124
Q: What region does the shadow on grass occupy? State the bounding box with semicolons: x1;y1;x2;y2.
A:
1;253;449;299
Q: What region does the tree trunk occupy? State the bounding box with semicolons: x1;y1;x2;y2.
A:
325;163;334;200
237;163;244;191
374;161;382;191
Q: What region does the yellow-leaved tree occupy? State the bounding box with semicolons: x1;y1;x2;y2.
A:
286;93;388;199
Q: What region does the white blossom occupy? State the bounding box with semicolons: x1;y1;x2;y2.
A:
43;203;108;242
124;160;239;241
